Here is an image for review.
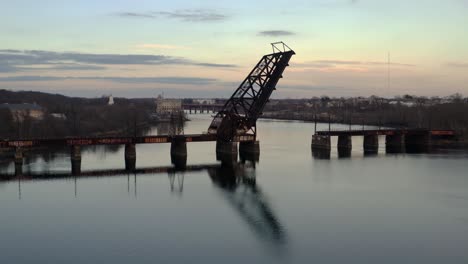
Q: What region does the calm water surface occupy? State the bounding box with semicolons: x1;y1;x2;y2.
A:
1;115;467;263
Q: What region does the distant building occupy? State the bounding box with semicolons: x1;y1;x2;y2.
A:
101;94;114;105
152;95;184;122
155;95;182;114
0;103;44;122
193;99;216;105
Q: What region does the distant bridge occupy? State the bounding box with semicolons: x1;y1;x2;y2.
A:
182;103;224;114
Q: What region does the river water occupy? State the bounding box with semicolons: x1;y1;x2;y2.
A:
1;115;467;263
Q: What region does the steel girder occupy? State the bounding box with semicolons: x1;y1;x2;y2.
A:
208;42;295;141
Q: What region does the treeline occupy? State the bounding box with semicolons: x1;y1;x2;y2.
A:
0;90;155;139
262;95;468;137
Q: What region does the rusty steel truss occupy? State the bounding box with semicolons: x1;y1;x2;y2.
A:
208;42;295;141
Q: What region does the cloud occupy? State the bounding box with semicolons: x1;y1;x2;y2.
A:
0;49;184;65
46;64;107;71
17;63;107;71
0;76;64;82
258;30;295;37
155;10;227;22
0;49;236;72
0;64;18;73
194;62;236;68
116;9;228;22
281;84;352;92
295;59;415;68
99;77;217;85
117;12;155;18
0;75;217;85
446;62;468;68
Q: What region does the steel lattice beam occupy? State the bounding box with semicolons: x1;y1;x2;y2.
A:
208;42;295;141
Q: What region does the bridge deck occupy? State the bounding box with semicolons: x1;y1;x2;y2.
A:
0;133;255;148
316;129;456;137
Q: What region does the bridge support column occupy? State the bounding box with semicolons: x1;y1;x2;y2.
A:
171;139;187;170
311;135;331;159
363;135;379;155
405;133;431;153
239;141;260;162
124;144;136;171
14;148;23;176
337;135;352;158
216;141;238;166
70;145;81;175
386;134;405;153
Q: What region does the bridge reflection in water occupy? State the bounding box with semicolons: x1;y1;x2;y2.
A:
0;157;287;250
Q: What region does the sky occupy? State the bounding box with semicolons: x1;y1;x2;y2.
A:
1;0;467;98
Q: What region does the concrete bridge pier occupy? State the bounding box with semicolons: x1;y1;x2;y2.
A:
386;134;405;153
311;135;331;159
124;144;136;171
171;139;187;170
216;141;238;166
363;135;379;155
14;148;23;176
337;135;352;158
239;141;260;162
405;133;431;153
70;145;81;175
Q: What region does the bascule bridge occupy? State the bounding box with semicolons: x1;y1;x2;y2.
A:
1;42;295;175
207;42;295;159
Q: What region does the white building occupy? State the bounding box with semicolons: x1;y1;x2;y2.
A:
155;95;182;114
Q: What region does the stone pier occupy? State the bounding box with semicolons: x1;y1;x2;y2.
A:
386;134;405;153
337;135;352;158
70;145;81;175
311;135;331;159
363;135;379;155
405;133;431;153
124;144;136;171
239;141;260;162
216;141;238;155
14;148;23;176
171;138;187;169
216;141;238;166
